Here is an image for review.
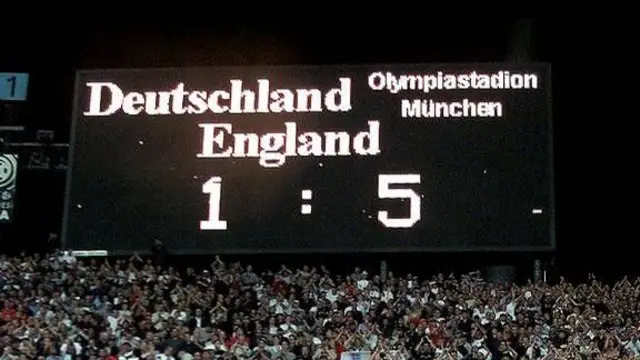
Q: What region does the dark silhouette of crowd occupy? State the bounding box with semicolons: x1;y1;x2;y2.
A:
0;251;639;360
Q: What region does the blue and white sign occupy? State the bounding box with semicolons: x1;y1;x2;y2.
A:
0;73;29;101
0;154;18;222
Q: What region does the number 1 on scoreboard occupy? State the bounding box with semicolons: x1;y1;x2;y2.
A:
201;176;228;230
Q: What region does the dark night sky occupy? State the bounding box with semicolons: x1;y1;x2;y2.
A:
1;18;637;279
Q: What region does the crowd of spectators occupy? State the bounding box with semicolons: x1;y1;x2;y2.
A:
1;251;639;360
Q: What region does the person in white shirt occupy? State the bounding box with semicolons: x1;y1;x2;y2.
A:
155;346;176;360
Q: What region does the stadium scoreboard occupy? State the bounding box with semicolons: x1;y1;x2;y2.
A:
63;63;553;254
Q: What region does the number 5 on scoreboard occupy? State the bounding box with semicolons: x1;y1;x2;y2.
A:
201;176;228;230
377;174;421;228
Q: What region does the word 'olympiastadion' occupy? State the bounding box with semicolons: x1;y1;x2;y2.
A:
368;71;539;94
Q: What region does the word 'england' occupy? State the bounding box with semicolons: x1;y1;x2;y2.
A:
197;121;380;168
83;79;351;116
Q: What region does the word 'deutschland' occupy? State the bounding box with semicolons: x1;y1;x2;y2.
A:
82;79;352;116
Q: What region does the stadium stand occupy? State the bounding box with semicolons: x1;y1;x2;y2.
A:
0;252;638;360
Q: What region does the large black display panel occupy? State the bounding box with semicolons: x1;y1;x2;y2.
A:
63;64;553;254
